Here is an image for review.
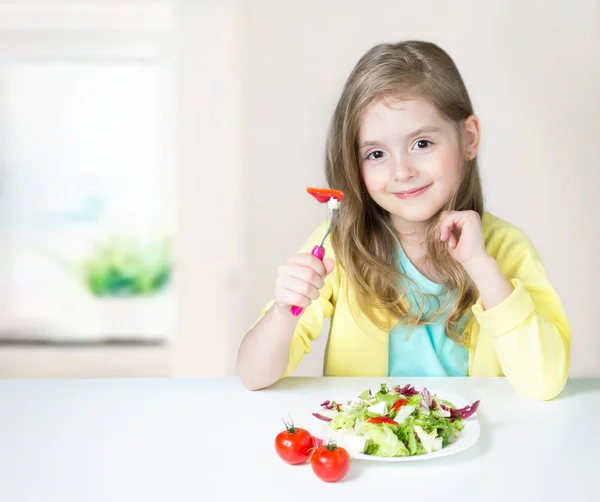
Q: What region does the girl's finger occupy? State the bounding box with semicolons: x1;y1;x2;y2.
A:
281;264;324;290
279;289;311;309
440;224;448;241
282;277;320;300
440;212;458;240
323;258;335;276
286;253;326;277
448;232;457;249
440;218;453;241
452;213;466;231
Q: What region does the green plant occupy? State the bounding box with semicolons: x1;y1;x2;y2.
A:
83;236;171;297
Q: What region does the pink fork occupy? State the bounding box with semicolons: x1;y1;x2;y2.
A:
291;204;340;316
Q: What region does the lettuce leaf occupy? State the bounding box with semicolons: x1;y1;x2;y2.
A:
360;423;409;457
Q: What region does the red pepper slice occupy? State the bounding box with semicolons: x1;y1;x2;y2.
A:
365;417;398;425
306;187;345;203
390;398;408;414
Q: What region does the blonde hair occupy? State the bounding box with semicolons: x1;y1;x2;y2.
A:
326;40;483;345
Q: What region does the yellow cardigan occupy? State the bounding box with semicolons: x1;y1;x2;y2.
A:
256;212;571;401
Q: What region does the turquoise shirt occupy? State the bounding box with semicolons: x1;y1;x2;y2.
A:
388;246;469;377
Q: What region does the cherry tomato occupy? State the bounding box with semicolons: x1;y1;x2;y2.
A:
306;187;345;203
274;419;315;465
310;442;351;482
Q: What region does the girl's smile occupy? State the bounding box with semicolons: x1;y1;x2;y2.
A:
392;184;432;199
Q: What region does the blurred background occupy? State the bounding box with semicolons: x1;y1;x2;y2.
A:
0;0;597;379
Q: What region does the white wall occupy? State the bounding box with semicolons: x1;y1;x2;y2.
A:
238;0;600;377
173;0;246;376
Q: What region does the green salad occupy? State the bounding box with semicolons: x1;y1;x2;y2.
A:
312;384;480;457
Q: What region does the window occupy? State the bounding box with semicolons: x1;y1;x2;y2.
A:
0;15;176;342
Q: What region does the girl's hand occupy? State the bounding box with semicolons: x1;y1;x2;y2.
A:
440;210;514;310
439;210;488;266
274;253;335;313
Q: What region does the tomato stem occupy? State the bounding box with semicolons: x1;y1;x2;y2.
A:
282;416;297;434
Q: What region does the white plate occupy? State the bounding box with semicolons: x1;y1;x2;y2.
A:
313;388;480;462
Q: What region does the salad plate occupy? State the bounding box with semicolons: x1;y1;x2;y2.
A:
312;383;480;462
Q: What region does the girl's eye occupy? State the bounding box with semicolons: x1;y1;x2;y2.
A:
412;139;432;150
366;150;386;160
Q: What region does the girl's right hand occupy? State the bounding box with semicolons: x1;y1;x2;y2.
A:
274;253;335;313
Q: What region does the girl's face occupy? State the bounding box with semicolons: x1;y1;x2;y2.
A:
358;97;479;234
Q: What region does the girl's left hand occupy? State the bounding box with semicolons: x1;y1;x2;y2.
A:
439;210;488;266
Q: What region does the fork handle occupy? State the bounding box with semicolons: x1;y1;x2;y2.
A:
291;245;325;317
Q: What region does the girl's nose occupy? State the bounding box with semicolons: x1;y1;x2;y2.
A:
392;159;417;181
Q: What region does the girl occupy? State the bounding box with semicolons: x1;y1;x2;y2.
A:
236;40;571;400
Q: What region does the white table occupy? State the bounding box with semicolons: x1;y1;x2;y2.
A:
0;376;597;502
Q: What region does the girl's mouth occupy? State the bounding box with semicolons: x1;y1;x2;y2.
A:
393;184;431;200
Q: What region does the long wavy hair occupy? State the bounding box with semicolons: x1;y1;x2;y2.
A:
326;41;484;345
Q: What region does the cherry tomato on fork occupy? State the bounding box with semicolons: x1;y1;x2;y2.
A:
306;187;345;203
310;442;351;482
274;418;315;465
